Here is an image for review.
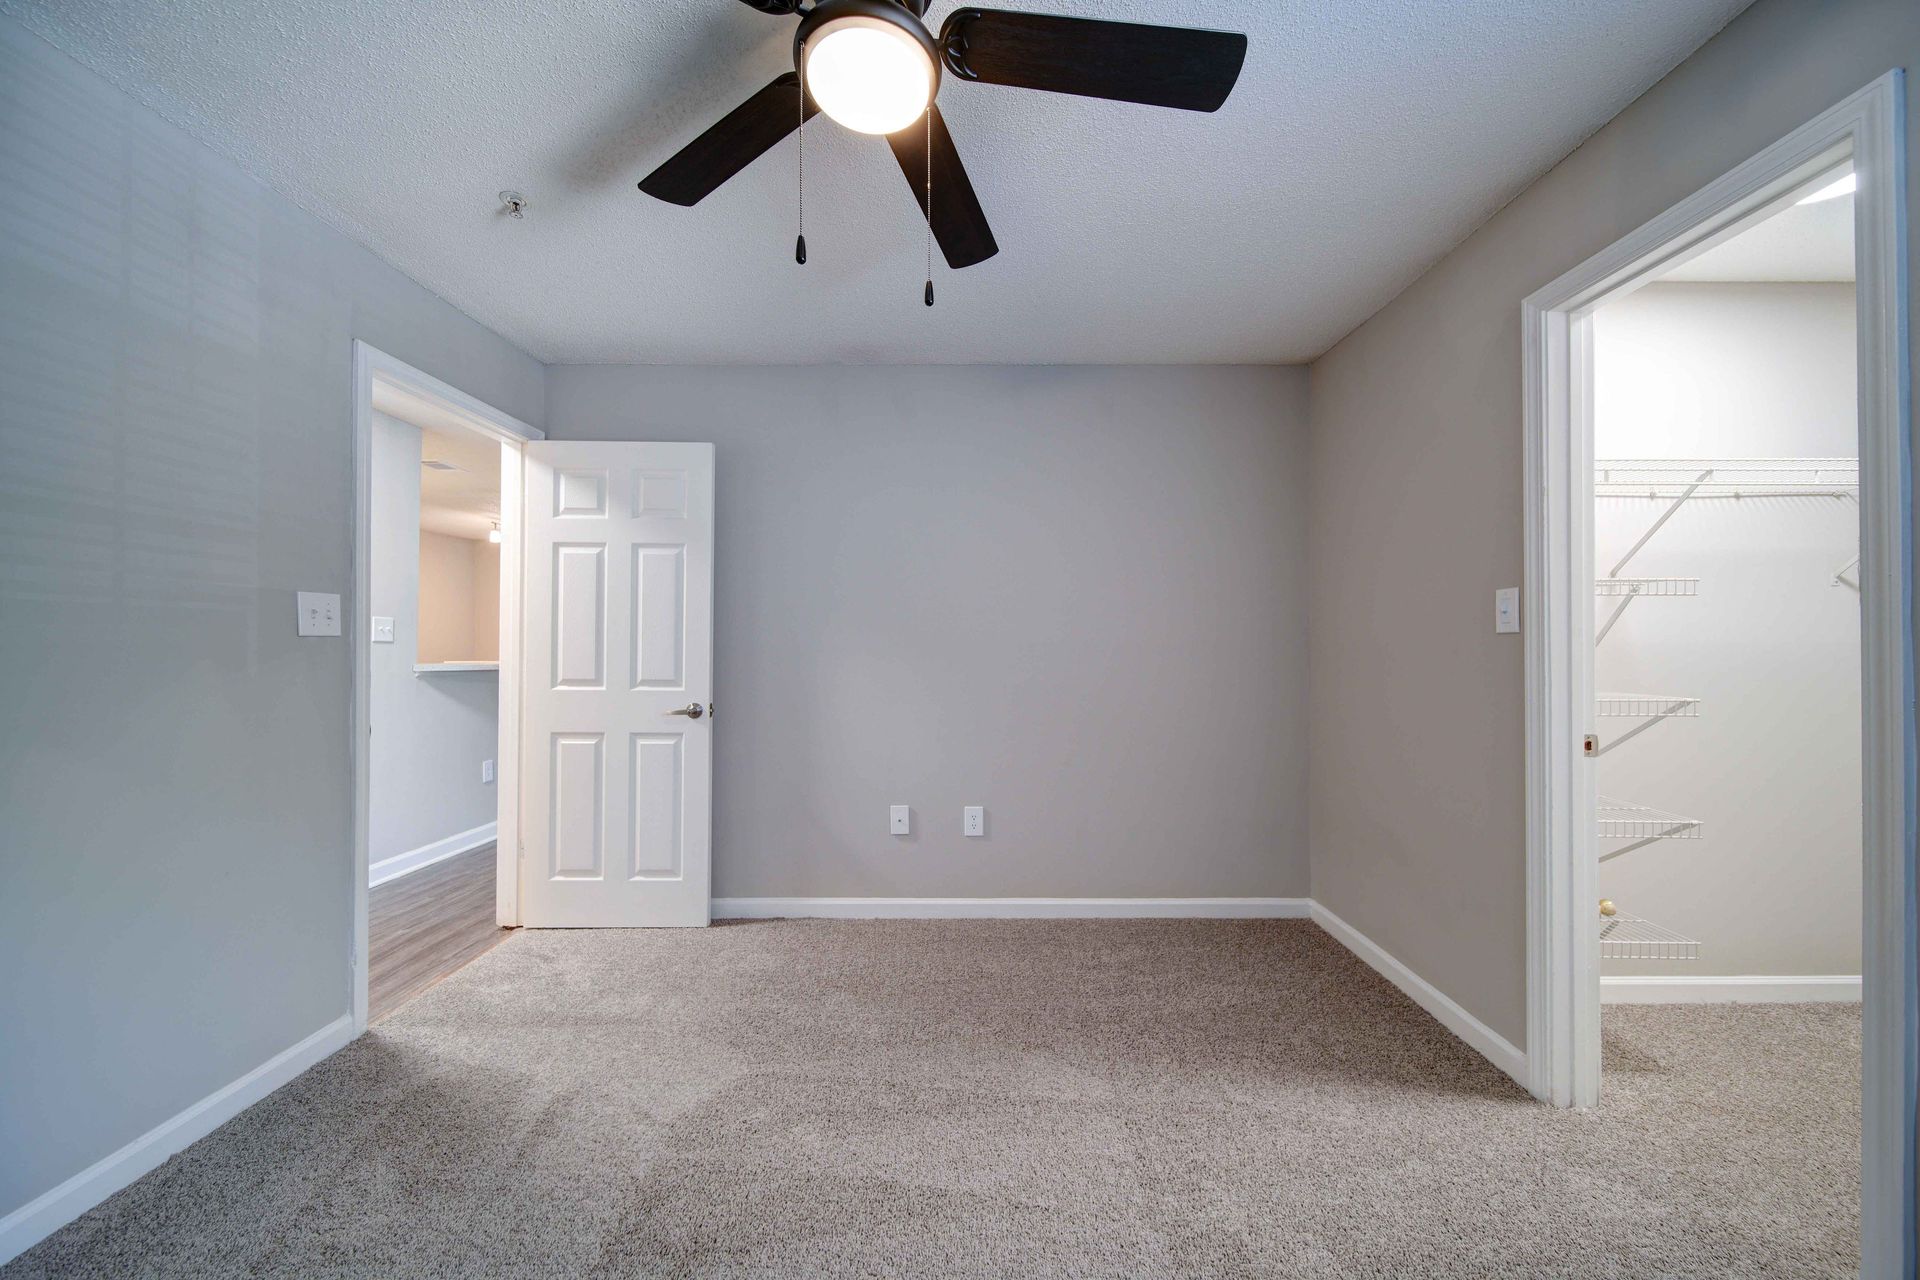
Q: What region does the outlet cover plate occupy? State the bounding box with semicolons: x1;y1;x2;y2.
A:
296;591;341;637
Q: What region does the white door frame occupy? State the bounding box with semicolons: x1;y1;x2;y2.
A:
1521;72;1913;1275
349;341;543;1032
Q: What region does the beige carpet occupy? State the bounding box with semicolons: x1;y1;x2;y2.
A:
5;920;1859;1278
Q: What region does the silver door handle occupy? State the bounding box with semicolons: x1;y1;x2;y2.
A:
666;703;704;719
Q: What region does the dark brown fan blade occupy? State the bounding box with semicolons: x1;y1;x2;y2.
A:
940;8;1246;112
638;73;818;207
885;104;998;269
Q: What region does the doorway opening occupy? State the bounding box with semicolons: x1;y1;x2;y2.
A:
350;343;542;1029
1585;162;1863;1255
1590;174;1860;1000
366;402;506;1020
1522;74;1913;1275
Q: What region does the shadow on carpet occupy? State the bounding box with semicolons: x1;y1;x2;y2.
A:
4;920;1859;1278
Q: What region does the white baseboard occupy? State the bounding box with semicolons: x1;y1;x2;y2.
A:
712;896;1312;920
0;1014;354;1267
369;821;496;888
1601;975;1862;1004
1308;902;1529;1089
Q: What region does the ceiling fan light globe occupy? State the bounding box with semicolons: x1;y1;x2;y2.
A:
802;18;934;135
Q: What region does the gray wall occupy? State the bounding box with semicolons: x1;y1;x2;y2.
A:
0;17;544;1220
1595;283;1861;979
547;365;1310;900
368;413;498;875
1307;0;1919;1045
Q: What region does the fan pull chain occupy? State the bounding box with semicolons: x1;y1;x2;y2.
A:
794;73;807;265
922;107;934;306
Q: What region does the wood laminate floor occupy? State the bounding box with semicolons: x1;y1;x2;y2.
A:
368;845;511;1023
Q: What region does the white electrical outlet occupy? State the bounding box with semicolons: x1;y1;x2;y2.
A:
482;759;496;785
1494;586;1520;634
963;806;985;837
371;616;395;644
890;805;910;835
295;591;341;637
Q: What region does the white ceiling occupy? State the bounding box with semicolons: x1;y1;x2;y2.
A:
417;424;501;540
1661;191;1854;283
4;0;1751;364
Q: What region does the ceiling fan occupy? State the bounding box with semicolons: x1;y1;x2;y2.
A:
637;0;1248;271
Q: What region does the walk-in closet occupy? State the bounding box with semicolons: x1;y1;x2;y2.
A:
1589;168;1863;1036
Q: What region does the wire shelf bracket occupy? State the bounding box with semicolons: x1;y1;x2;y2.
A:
1592;458;1859;643
1595;458;1860;498
1604;466;1712;579
1593;577;1699;646
1593;576;1701;596
1598;912;1700;961
1597;793;1701;861
1593;694;1699;755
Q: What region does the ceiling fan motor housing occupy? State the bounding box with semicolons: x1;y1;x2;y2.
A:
795;0;942;94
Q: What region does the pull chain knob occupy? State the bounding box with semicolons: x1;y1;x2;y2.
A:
795;67;807;266
921;107;934;307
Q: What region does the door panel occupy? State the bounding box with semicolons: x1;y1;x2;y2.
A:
520;441;713;927
629;734;683;878
632;546;685;689
550;734;605;878
553;545;606;688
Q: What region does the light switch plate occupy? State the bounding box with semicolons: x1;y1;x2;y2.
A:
371;616;395;644
890;805;910;836
963;806;985;837
1494;586;1520;635
296;591;342;637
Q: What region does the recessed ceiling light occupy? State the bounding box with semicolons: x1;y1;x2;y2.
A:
1797;172;1856;205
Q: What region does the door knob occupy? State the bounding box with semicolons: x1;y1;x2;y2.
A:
666;702;704;719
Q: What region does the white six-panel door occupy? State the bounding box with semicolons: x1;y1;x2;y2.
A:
520;441;713;927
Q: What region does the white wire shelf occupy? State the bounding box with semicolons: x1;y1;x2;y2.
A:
1596;693;1700;718
1599;913;1700;961
1595;457;1858;497
1595;576;1698;597
1597;795;1702;841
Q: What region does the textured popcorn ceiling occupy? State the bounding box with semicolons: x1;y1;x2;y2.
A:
3;0;1751;363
